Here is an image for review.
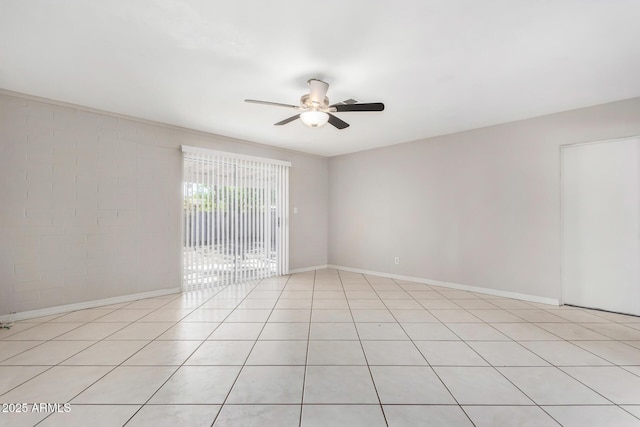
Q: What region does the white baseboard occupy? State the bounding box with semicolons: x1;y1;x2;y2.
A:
327;265;560;306
288;265;329;274
2;265;559;322
0;287;182;322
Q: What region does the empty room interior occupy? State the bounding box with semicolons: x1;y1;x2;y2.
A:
1;1;640;426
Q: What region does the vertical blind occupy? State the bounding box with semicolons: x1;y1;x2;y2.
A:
181;146;290;291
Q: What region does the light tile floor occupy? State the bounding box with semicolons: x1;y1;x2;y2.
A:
1;269;640;426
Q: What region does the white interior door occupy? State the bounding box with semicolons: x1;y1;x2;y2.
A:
562;136;640;316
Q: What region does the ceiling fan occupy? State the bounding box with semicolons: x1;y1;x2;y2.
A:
245;79;384;129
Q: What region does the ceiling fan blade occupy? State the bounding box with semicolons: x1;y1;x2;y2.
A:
308;79;329;104
245;99;299;109
330;102;385;112
274;114;300;126
328;113;349;129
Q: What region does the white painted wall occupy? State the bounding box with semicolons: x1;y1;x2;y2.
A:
328;97;640;301
3;90;638;314
0;92;328;315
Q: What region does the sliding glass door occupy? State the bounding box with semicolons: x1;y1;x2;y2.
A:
181;147;289;291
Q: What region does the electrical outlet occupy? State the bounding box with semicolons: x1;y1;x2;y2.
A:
293;207;298;214
394;257;400;265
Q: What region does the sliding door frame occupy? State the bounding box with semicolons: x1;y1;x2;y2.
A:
181;145;290;291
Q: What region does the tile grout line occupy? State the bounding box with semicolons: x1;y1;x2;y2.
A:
387;279;491;427
417;285;624;426
369;274;477;425
418;282;626;423
2;268;640;425
209;274;292;426
1;293;186;401
26;293;189;425
298;269;316;427
32;282;236;425
342;270;390;427
118;281;254;426
432;286;640;423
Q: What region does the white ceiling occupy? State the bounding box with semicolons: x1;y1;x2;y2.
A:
2;1;640;157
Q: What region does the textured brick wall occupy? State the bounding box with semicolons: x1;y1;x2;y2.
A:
0;95;181;313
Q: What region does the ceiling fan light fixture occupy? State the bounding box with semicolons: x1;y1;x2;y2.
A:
300;110;329;128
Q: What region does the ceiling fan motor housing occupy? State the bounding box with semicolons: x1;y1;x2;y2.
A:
300;94;330;112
